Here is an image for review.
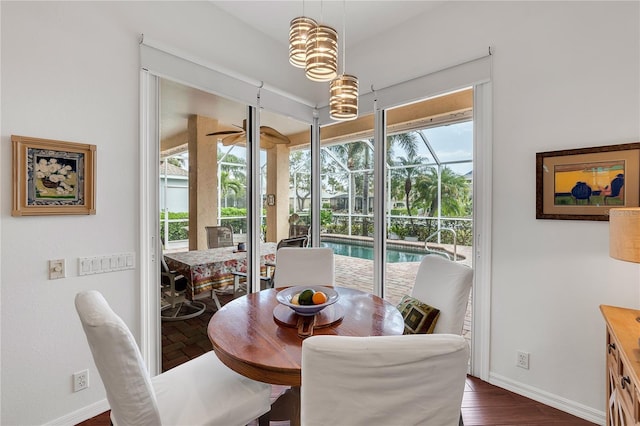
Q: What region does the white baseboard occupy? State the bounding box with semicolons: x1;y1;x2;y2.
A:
489;372;605;425
44;399;109;426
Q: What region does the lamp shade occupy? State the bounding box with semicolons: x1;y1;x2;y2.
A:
609;208;640;263
305;25;338;82
289;17;317;68
330;74;359;121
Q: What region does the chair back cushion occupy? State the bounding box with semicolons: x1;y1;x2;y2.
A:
411;255;473;334
75;291;161;426
301;334;469;426
272;247;334;288
205;225;234;248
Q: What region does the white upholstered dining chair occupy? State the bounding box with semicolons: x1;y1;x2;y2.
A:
301;334;469;426
270;246;334;288
75;290;271;426
411;254;473;335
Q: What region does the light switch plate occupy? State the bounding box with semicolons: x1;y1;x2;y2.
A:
78;252;135;276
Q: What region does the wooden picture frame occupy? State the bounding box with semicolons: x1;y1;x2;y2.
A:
536;142;640;221
12;135;96;216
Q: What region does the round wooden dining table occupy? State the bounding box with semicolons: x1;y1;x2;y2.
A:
208;286;404;425
207;286;405;387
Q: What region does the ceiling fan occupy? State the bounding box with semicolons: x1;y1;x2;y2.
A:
207;119;290;149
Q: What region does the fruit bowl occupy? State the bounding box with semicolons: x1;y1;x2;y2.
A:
276;286;339;316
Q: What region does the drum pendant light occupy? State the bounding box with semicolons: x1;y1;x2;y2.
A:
330;75;358;120
305;24;338;82
330;0;358;120
289;16;317;68
304;0;337;82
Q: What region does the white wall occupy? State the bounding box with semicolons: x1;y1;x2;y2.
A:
1;2;141;424
358;1;640;419
1;1;638;425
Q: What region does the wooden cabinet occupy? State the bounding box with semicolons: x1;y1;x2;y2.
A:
601;305;640;426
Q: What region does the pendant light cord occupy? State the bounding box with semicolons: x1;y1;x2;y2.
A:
341;0;346;74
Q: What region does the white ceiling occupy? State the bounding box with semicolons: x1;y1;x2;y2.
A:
211;1;444;50
161;1;445;146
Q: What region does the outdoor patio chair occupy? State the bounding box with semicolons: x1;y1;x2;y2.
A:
160;255;206;321
277;235;309;249
205;225;234;248
411;254;473;335
301;334;469;426
75;290;271;426
232;235;310;295
289;224;310;239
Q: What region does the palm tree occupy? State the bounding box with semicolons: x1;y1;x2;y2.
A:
321;133;421;236
386;132;418;164
218;149;246;207
392;155;426;235
220;170;244;207
414;166;470;217
325;141;369;212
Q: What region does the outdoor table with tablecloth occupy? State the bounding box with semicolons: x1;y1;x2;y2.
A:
164;242;277;300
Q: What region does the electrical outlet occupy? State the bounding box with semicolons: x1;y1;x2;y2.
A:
516;351;530;369
73;370;89;392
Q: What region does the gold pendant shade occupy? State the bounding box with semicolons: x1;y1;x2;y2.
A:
609;208;640;263
330;74;359;121
287;1;358;120
305;25;338;82
289;17;317;68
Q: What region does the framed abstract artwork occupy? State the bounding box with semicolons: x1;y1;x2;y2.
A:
12;135;96;216
536;142;640;221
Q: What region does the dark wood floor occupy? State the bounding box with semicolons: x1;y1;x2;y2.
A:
78;293;597;426
77;375;596;426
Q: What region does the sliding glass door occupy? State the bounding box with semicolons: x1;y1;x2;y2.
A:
319;111;375;294
383;91;474;344
142;42;491;377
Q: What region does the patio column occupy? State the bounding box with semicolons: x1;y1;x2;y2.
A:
188;114;219;250
265;144;290;242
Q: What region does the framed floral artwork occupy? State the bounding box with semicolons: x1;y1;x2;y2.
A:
12;135;96;216
536;142;640;221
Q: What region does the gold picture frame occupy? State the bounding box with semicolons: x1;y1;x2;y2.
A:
12;135;96;216
536;142;640;221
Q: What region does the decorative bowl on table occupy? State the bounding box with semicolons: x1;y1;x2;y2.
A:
276;285;339;316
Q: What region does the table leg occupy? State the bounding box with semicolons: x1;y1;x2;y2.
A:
268;386;300;426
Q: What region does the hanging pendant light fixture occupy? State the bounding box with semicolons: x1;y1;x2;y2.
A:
288;0;317;69
330;0;358;120
330;75;358;120
304;1;337;82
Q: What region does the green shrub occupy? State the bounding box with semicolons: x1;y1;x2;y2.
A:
159;212;189;243
320;209;333;226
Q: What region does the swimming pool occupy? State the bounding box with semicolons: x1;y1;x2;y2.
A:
321;240;426;263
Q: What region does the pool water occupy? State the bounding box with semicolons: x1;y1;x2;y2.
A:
321;240;425;263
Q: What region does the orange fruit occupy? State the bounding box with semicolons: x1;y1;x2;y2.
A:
312;291;328;305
